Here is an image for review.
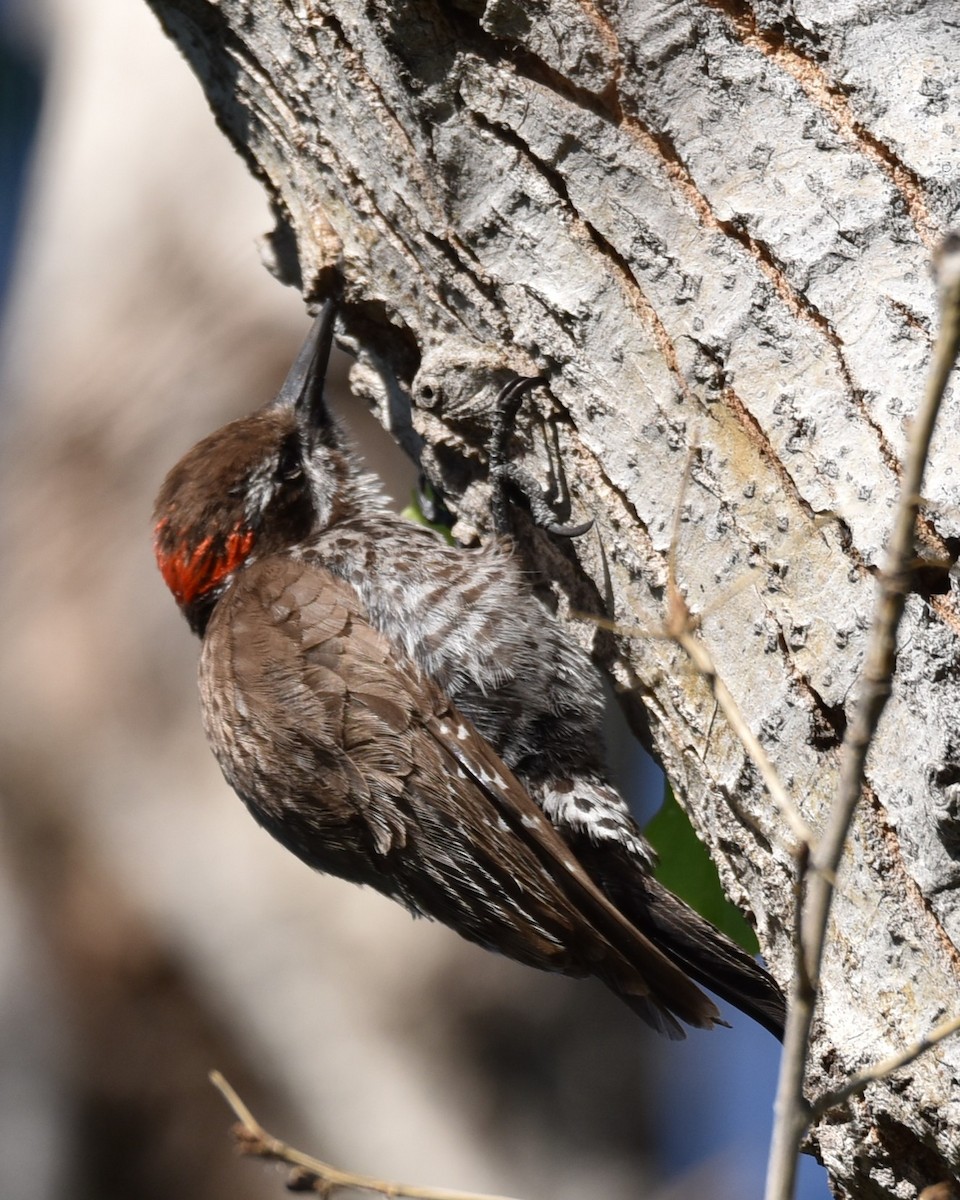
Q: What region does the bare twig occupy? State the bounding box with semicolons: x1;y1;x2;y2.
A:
763;234;960;1200
809;1011;960;1121
664;597;815;853
209;1071;525;1200
597;450;815;852
590;602;812;855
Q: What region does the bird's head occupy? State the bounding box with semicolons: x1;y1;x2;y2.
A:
153;301;353;634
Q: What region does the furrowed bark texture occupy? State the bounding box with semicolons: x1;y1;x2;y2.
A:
143;2;960;1196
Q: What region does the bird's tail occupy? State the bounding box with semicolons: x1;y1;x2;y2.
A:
573;831;786;1039
628;874;786;1039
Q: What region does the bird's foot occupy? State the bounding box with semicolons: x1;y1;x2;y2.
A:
488;376;594;538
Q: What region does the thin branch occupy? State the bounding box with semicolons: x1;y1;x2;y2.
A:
596;449;815;852
763;234;960;1200
668;613;815;852
590;600;812;856
665;452;815;851
809;1011;960;1121
209;1071;525;1200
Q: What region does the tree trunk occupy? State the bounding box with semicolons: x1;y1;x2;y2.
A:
143;1;960;1195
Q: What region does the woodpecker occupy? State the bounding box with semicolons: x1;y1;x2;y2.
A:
154;300;786;1040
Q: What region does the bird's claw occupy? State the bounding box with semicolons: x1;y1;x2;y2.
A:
488;376;593;539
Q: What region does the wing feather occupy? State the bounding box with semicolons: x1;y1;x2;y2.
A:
200;555;721;1036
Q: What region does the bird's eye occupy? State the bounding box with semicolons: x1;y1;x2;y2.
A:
276;440;303;482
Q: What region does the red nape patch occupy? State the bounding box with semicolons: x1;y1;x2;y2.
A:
154;520;254;606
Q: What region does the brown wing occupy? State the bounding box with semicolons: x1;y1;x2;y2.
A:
200;555;721;1037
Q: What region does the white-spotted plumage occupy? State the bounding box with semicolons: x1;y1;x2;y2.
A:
154;301;786;1041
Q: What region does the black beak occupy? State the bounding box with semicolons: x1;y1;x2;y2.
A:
273;298;337;438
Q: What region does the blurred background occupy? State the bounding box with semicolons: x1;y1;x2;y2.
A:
0;1;830;1197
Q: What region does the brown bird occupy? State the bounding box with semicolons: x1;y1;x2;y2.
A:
154;299;786;1040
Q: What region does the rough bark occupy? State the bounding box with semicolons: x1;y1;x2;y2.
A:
142;1;960;1196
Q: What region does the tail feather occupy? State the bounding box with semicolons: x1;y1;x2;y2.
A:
638;876;786;1039
576;842;786;1039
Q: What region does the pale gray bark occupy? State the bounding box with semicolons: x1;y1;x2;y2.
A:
142;2;960;1196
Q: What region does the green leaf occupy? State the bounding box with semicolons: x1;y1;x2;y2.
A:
401;486;455;544
644;784;759;954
